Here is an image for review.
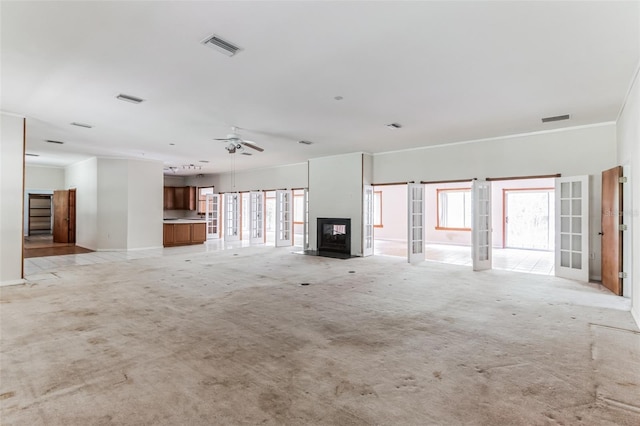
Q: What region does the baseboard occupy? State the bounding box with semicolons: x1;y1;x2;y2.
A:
632;307;640;329
0;279;26;287
127;246;163;251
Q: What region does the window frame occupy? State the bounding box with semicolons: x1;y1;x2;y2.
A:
197;186;215;214
435;187;472;231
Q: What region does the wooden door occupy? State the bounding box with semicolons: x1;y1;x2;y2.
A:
601;166;623;295
53;190;69;243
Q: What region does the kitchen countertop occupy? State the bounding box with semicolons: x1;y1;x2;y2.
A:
163;219;206;224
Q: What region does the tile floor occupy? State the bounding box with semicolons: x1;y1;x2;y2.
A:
374;239;554;275
24;238;553;278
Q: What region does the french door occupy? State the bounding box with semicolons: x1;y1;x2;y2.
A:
224;192;240;242
472;180;491;271
363;185;374;257
407;183;425;264
205;194;220;239
275;189;292;247
250;191;264;244
555;176;589;281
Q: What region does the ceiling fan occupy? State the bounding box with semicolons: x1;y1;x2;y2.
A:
215;127;264;154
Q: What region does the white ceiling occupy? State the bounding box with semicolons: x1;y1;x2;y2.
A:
2;1;638;176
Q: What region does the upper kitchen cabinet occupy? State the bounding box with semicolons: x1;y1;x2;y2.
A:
164;186;196;210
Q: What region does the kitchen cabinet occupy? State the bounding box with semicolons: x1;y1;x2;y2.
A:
163;221;206;247
163;186;196;210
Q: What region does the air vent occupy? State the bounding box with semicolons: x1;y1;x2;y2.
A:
45;139;64;144
241;152;252;156
25;153;40;157
298;140;313;145
70;122;93;128
199;160;210;163
542;114;570;123
201;34;242;57
116;93;144;104
386;123;402;129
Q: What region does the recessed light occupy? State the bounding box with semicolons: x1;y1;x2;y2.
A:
116;93;144;104
70;122;93;128
386;123;402;129
25;153;40;157
298;140;313;145
334;96;343;101
45;139;64;144
541;114;570;123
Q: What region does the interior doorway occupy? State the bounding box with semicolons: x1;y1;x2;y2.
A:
504;189;555;250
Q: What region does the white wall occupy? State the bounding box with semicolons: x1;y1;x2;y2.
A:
186;162;308;193
309;153;363;255
66;157;98;250
127;160;163;249
616;64;640;326
97;159;129;250
0;114;25;286
374;124;617;280
374;185;408;242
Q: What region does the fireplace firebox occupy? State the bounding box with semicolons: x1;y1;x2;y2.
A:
317;218;351;258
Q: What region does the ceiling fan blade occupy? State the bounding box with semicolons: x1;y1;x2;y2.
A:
241;141;264;152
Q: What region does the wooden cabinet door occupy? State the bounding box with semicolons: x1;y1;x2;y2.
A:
187;186;197;210
164;187;175;210
173;187;186;210
163;224;175;245
174;223;191;243
191;223;206;243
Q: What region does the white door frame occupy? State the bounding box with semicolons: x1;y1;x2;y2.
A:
303;188;309;251
205;193;220;239
472;180;492;271
275;189;292;247
224;192;240;242
250;191;264;244
555;175;589;281
363;185;374;257
407;183;425;264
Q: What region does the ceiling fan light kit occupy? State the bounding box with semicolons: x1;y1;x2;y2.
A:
216;127;264;154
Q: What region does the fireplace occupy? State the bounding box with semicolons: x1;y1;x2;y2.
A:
317;218;351;258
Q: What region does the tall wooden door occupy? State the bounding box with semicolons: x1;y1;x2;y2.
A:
53;189;76;243
601;166;623;295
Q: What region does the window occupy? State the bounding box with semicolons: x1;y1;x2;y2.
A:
374;191;382;227
197;187;215;213
437;188;471;230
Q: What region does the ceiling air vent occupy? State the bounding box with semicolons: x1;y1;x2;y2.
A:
45;139;64;144
70;122;93;128
541;114;570;123
26;153;40;157
116;93;144;104
201;34;242;57
298;140;313;145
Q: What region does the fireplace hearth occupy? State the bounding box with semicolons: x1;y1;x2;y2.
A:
317;218;351;259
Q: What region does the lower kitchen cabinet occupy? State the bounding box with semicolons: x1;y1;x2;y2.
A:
163;222;206;247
